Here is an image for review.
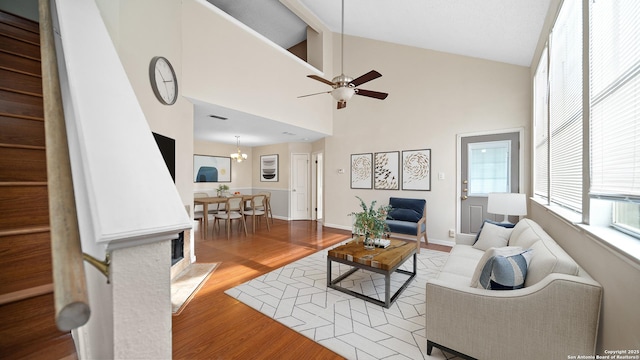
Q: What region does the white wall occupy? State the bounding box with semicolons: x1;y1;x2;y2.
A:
181;0;334;137
95;0;193;208
323;34;531;243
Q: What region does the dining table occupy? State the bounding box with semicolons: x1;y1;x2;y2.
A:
194;195;253;238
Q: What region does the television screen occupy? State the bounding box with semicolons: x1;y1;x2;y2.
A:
152;132;176;183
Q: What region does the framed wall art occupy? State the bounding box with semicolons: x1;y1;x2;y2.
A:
193;155;231;182
402;149;431;191
260;154;279;182
350;153;373;189
374;151;399;190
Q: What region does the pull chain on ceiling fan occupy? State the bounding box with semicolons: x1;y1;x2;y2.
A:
298;0;388;109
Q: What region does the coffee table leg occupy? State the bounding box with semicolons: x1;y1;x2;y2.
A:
385;272;391;308
327;258;331;287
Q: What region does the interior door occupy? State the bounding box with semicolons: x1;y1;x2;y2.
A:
291;153;310;220
460;132;520;234
315;153;323;221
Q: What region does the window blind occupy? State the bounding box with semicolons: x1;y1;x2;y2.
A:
590;0;640;202
549;0;583;212
534;47;549;199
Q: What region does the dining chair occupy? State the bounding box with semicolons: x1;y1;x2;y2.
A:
193;192;209;237
259;191;273;224
193;192;209;222
244;194;270;233
213;196;247;239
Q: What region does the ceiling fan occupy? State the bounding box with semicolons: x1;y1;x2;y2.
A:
298;0;388;109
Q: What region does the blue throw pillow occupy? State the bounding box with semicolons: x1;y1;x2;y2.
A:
474;219;516;244
478;249;533;290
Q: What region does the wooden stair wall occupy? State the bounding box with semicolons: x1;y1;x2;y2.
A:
0;10;76;359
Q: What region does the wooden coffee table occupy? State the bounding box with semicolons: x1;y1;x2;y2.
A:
327;238;417;308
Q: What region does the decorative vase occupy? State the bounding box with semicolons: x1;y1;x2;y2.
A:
363;234;375;250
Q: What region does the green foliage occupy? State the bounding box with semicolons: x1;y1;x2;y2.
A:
349;196;390;239
217;184;230;192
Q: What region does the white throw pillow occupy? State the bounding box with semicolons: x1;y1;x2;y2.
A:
472;222;514;251
469;246;525;288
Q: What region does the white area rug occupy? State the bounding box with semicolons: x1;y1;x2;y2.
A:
225;243;452;360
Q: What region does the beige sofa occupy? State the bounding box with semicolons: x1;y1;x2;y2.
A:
425;218;602;360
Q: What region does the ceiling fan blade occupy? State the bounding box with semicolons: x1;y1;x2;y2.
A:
298;91;331;98
349;70;382;87
355;88;388;100
337;101;347;109
307;75;335;86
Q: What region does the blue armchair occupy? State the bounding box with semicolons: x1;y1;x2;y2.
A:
385;197;428;253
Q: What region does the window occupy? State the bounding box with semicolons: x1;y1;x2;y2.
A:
533;47;549;200
613;203;640;237
533;0;640;239
548;0;583;213
590;0;640;238
468;141;511;195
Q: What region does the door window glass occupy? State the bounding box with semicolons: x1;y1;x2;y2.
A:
468;141;511;195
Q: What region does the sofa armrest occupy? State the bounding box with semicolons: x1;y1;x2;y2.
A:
426;274;602;360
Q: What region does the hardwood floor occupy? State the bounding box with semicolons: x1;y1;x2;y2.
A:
172;218;451;359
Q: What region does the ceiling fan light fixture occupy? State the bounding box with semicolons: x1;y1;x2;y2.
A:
230;136;248;163
331;87;355;102
298;0;388;108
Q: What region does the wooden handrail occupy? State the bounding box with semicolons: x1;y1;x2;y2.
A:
39;0;90;332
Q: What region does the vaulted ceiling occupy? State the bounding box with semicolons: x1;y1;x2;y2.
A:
209;0;551;67
199;0;551;146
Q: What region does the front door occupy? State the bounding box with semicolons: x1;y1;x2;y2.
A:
291;153;310;220
460;131;520;234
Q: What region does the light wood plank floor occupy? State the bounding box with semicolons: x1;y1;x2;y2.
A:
172;218;451;359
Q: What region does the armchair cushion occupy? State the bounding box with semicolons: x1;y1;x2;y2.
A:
386;219;426;236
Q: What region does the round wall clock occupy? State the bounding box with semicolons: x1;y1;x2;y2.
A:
149;56;178;105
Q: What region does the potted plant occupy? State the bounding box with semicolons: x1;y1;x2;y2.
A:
216;184;230;197
349;196;391;249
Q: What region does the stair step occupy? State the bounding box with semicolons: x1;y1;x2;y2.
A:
0;21;39;45
0;10;76;360
0;34;40;60
0;11;39;34
0;67;42;96
0;184;49;231
0;115;45;147
0;228;52;296
0;145;47;182
0;88;43;119
0;292;72;358
0;50;41;76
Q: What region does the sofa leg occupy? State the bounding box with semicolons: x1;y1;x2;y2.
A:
426;340;477;360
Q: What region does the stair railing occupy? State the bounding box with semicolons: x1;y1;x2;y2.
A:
39;0;90;332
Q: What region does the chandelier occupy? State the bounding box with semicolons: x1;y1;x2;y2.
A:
230;135;247;163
